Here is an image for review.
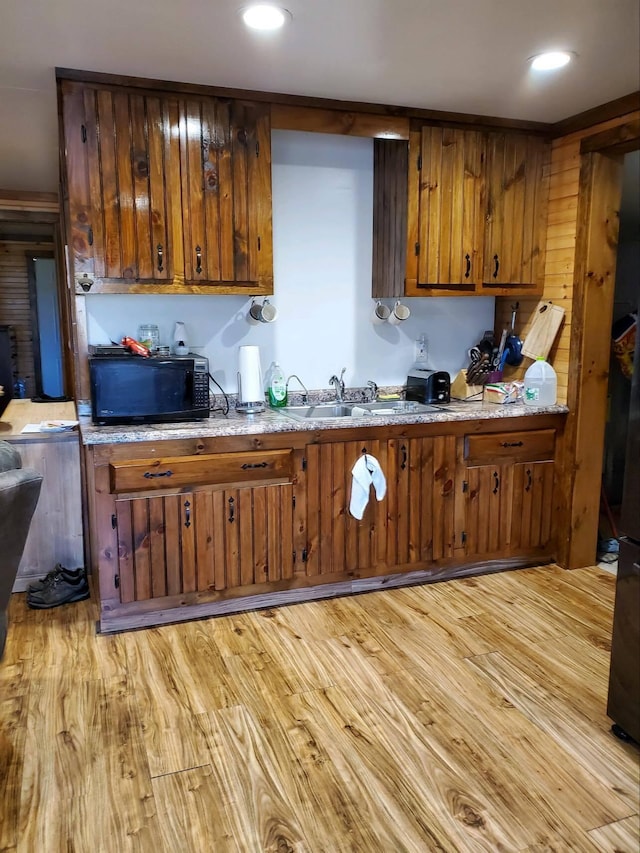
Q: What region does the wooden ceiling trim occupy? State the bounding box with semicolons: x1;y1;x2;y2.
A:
552;91;640;139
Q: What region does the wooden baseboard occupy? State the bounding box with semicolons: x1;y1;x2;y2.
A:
98;554;554;634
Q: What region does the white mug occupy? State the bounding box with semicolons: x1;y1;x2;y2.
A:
371;300;391;324
388;300;411;325
249;298;278;324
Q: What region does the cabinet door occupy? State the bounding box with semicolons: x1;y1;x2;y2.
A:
114;483;293;602
406;127;484;295
482;133;549;291
305;440;387;578
386;435;456;566
80;84;178;284
462;463;513;558
179;97;273;293
510;460;554;551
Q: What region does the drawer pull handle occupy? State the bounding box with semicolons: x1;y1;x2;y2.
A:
157;244;164;272
464;253;471;279
143;470;173;479
184;500;191;528
401;445;407;471
228;496;235;523
500;441;524;448
241;462;268;470
195;245;202;274
493;254;500;279
526;469;532;492
493;471;500;494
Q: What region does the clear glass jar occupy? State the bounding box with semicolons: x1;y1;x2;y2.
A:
137;324;160;352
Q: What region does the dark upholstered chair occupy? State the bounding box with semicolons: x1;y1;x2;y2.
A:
0;441;43;660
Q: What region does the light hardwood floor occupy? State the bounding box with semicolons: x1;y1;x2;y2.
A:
1;564;638;852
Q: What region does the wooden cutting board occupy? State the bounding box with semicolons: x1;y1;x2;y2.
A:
522;301;565;360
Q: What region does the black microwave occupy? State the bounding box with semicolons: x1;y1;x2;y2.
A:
89;354;210;425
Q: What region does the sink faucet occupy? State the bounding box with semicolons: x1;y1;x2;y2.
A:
366;380;378;402
329;367;346;402
286;373;309;403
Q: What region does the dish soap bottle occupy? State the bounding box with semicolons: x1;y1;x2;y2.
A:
268;362;287;408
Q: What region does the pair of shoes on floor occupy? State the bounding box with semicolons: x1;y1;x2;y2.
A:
27;564;89;609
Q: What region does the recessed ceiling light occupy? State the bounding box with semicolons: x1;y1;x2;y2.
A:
529;51;574;71
241;4;291;31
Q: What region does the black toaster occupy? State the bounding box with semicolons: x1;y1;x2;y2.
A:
405;369;451;404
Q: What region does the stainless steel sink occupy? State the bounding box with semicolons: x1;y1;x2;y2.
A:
278;404;354;420
350;400;439;415
277;399;445;421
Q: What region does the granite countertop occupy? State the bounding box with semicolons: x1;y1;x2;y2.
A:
79;398;569;446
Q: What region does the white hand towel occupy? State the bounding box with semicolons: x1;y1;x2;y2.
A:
349;455;387;520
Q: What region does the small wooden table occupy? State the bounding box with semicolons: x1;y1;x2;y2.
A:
1;400;84;592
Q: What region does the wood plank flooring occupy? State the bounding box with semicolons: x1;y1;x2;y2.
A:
1;564;638;852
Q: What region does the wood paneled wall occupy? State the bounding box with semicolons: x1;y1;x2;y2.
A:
0;240;53;396
495;109;640;404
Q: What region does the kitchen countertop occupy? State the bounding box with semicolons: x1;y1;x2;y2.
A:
0;399;79;442
79;399;569;446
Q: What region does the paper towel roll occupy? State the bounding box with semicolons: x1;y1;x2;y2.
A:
237;345;263;403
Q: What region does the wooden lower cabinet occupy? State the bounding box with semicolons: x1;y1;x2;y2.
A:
461;429;556;560
87;416;564;632
114;483;294;604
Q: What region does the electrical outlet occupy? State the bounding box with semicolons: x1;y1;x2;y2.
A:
414;334;428;364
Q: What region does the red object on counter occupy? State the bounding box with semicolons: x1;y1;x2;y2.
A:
121;336;150;357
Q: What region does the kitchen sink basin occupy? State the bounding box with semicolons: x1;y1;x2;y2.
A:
278;404;354;420
350;400;440;415
277;400;447;421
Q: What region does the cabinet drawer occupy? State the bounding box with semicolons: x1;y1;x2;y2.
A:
465;429;555;464
109;449;293;494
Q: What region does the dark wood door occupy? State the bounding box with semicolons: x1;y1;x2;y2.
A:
462;462;513;558
304;440;387;578
114;483;294;602
510;460;554;551
482;132;549;292
179;97;273;293
386;435;456;566
406;127;484;295
78;83;178;283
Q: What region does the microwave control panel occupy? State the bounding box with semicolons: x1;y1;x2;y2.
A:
193;358;210;409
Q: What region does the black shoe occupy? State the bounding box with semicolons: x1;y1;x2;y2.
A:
27;573;90;609
27;564;86;593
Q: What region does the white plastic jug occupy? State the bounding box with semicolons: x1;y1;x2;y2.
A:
523;358;557;406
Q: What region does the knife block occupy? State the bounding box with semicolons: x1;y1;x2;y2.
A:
451;370;485;400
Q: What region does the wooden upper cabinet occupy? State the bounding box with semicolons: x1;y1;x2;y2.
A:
179;97;273;293
60;81;178;288
405;127;484;296
59;78;273;294
481;132;550;293
373;125;550;298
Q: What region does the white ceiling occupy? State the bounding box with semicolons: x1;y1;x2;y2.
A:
1;0;639;192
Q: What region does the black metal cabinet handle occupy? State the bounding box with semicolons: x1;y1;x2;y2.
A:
493;471;500;494
228;496;235;523
184;500;191;528
157;244;164;272
493;254;500;279
88;226;94;247
401;445;407;471
464;253;471;279
500;441;524;448
526;469;532;492
241;462;268;470
143;470;173;479
195;245;202;274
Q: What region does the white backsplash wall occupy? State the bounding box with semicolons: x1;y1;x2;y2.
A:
86;130;495;393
